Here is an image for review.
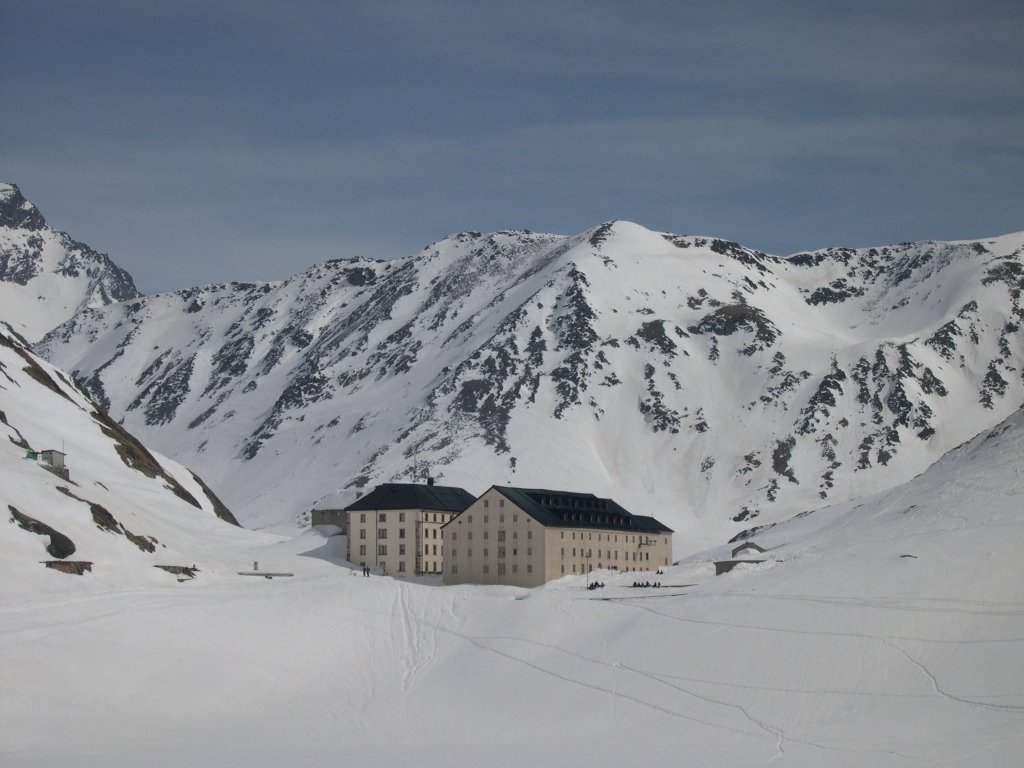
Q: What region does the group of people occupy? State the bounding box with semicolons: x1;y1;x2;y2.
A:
586;581;606;590
632;581;662;588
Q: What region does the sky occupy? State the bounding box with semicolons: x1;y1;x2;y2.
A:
2;0;1023;294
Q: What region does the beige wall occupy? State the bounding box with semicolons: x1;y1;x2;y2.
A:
442;488;546;588
347;507;455;576
542;528;671;581
443;487;673;588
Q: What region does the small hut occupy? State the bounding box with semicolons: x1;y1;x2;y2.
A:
38;449;70;480
714;540;767;575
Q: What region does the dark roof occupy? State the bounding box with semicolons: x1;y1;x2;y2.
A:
731;541;766;558
343;483;475;513
491;487;673;534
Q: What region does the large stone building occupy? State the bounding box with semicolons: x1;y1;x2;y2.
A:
345;482;475;576
442;486;673;588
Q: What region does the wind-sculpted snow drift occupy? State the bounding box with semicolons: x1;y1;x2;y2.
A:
36;219;1024;543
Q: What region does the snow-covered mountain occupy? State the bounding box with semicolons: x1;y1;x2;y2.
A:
0;183;139;342
0;323;259;591
37;221;1024;546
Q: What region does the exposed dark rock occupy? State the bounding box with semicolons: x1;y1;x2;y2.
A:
772;436;798;484
0;183;46;230
9;504;76;558
42;560;92;575
688;304;778;352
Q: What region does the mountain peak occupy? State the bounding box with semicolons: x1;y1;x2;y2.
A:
0;183;47;231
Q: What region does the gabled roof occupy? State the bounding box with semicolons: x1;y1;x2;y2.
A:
343;483;475;513
491;487;673;534
731;541;766;558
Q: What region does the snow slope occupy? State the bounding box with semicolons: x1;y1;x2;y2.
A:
2;399;1022;766
38;223;1024;551
0;183;139;342
0;324;270;596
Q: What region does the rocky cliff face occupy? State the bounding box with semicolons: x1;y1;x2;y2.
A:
36;220;1024;543
0;183;140;341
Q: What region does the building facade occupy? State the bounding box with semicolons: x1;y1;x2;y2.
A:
345;483;474;576
442;487;673;588
310;508;347;531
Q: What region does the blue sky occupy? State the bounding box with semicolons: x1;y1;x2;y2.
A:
3;0;1022;293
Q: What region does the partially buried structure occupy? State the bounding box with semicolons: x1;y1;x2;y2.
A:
345;482;475;576
442;486;673;588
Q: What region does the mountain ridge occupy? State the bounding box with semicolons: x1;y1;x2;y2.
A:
35;217;1024;549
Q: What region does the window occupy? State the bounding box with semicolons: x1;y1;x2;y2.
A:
512;531;518;540
359;513;366;523
399;512;406;522
497;530;506;541
484;515;489;523
527;547;532;556
512;564;518;573
528;530;533;540
452;565;458;575
359;529;366;540
498;547;506;559
451;549;457;558
398;561;406;572
484;499;489;508
497;563;506;575
399;544;406;556
513;514;518;522
432;544;437;555
432;529;438;539
378;513;386;522
512;548;517;556
561;548;564;556
483;548;489;557
468;515;473;523
499;499;505;508
483;531;489;540
399;528;406;539
468;531;473;540
561;565;565;574
359;544;366;556
377;528;387;539
451;532;457;541
483;564;490;574
572;548;576;557
527;564;533;573
468;548;473;557
377;545;387;556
